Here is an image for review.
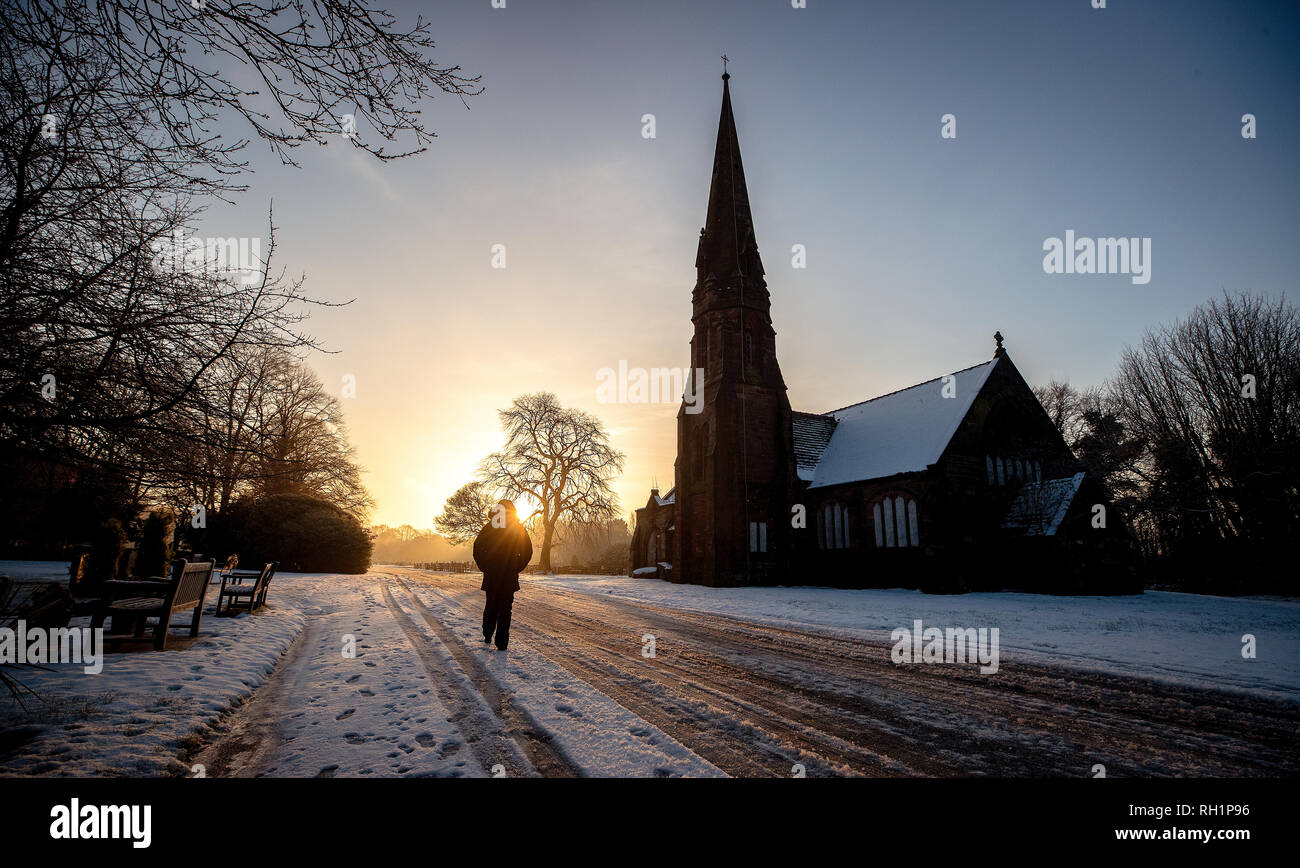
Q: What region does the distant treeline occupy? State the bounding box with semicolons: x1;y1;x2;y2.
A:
371;526;471;564
374;518;631;575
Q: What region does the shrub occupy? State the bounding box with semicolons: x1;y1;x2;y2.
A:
215;493;372;574
86;518;128;582
136;510;175;578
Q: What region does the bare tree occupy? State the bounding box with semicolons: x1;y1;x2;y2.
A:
1033;380;1079;439
1109;292;1300;583
250;354;371;515
2;0;479;447
2;1;481;191
145;346;372;519
1034;379;1143;506
1;1;475;530
479;393;625;573
434;480;495;547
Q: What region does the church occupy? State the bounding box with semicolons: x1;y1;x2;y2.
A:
629;72;1139;594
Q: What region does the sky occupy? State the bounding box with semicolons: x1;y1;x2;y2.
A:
193;0;1300;529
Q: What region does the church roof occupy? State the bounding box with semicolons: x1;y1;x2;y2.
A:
637;486;676;512
792;412;838;481
1002;472;1086;536
805;358;999;489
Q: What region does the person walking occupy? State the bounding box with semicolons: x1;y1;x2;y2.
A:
472;499;532;651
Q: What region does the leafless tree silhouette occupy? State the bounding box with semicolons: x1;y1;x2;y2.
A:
434;480;496;547
480;393;625;573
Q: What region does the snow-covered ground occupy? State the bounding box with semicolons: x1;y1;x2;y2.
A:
0;561;307;775
386;578;721;777
0;562;718;777
2;559;1297;778
531;574;1300;701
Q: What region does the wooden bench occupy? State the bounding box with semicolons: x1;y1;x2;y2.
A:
215;561;277;616
92;559;216;650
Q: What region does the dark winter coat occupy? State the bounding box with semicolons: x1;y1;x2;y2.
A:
473;519;532;593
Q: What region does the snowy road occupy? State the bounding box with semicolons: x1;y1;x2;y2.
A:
195;569;1300;778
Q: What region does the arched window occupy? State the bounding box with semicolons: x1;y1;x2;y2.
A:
1034;460;1042;482
986;455;995;485
819;503;851;549
873;496;920;548
996;457;1006;486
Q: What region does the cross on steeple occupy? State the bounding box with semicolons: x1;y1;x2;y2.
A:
721;54;730;79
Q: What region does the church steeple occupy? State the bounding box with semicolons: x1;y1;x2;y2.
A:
674;67;796;588
695;72;765;290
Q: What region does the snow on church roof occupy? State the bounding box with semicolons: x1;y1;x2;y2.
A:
792;412;838;481
1002;472;1086;536
805;358;999;489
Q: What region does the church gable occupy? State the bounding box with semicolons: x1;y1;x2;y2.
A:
938;348;1079;483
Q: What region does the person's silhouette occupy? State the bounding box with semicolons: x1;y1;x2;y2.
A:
472;499;532;651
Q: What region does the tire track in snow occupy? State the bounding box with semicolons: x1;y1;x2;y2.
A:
396;569;1300;777
382;577;582;778
528;588;1300;777
579;593;1300;776
378;581;537;777
397;571;893;776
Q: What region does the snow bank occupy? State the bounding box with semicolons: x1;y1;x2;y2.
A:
0;562;309;776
